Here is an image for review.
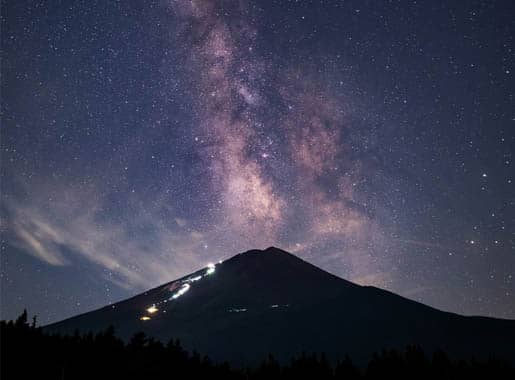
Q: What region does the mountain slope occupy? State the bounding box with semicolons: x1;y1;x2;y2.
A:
44;247;515;365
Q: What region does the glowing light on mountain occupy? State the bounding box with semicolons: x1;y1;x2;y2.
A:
170;283;190;300
205;263;216;275
146;305;158;314
140;316;151;321
228;308;247;313
186;275;202;283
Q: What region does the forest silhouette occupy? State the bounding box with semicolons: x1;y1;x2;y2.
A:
2;310;514;379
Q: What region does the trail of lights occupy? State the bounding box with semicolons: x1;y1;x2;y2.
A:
139;262;219;321
170;283;190;300
186;275;202;283
227;304;290;314
138;260;293;322
228;308;247;313
270;304;289;309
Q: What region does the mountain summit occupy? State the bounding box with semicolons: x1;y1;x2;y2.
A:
45;247;515;365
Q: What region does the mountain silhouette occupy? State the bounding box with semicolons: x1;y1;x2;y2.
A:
44;247;515;365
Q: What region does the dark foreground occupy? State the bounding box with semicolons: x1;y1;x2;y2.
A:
2;311;514;380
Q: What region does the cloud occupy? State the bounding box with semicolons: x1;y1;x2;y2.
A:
13;224;67;266
3;180;210;291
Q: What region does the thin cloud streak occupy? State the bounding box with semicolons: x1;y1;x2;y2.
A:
3;181;212;291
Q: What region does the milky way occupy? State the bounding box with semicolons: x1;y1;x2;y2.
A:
161;1;394;288
1;0;514;323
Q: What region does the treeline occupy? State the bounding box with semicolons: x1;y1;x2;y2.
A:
1;311;514;380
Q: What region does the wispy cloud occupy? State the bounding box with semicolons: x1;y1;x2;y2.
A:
3;180;212;291
13;224;68;266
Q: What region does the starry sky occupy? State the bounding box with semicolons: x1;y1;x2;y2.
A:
1;0;514;324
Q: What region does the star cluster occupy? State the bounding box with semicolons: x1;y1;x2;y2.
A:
1;0;514;323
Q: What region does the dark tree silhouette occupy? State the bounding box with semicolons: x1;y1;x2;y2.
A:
1;311;514;380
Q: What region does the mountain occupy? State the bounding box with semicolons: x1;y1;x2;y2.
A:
44;247;515;366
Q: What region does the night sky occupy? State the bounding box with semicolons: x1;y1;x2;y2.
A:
1;0;514;324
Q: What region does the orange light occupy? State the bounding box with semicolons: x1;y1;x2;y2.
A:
146;305;158;314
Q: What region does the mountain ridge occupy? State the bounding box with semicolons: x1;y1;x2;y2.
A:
44;247;515;366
